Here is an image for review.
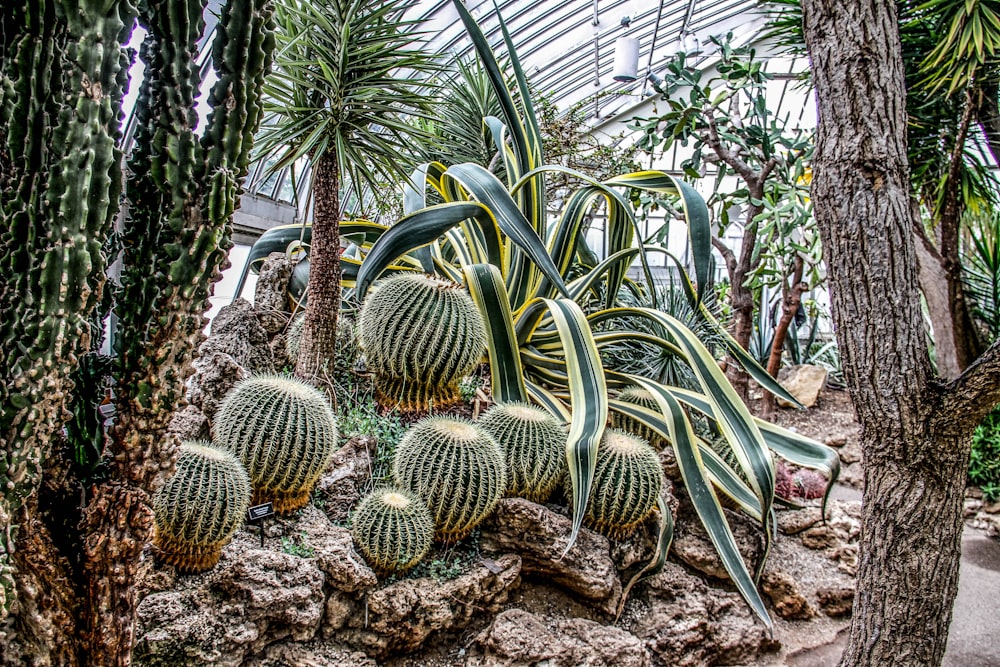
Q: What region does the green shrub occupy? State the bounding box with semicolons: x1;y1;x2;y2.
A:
970;405;1000;502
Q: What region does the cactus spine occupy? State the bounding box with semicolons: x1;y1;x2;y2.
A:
393;416;506;542
359;274;487;412
478;402;567;503
214;375;339;513
610;387;666;450
351;487;434;575
153;442;252;573
585;429;664;540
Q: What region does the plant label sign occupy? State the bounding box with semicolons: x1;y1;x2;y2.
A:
247;502;274;522
247;502;275;546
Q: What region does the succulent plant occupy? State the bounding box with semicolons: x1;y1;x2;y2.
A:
478;402;567;502
358;274;487;412
609;386;666;450
392;416;506;542
286;313;358;372
585;429;664;540
153;441;251;573
214;375;338;513
350;487;434;575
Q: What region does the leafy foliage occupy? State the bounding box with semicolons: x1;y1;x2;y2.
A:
343;1;840;626
964;212;1000;342
970;404;1000;502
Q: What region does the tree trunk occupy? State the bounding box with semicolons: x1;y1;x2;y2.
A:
801;1;1000;665
718;203;764;403
294;149;341;407
761;257;806;417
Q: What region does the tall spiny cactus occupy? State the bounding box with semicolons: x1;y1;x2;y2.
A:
0;0;136;637
83;0;276;662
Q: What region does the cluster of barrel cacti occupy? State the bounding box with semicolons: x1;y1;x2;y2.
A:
358;274;486;412
152;373;340;570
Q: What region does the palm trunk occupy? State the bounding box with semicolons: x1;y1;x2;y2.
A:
294;149;341;408
801;1;1000;665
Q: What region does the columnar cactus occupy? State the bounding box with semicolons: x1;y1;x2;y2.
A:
358;274;487;412
392;416;506;542
214;375;339;513
609;386;666;450
478;402;567;502
585;429;664;540
153;442;251;573
350;487;434;575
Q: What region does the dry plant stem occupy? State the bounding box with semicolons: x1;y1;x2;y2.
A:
294;149;341;410
802;0;1000;664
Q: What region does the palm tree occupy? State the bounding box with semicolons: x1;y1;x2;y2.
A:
256;0;438;400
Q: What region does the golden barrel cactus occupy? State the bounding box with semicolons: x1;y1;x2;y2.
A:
478;402;567;502
585;429;664;540
350;486;434;575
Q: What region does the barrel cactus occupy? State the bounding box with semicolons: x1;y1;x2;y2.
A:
214;375;338;513
392;416;506;542
609;386;666;450
358;274;487;412
478;402;567;502
153;442;251;573
585;429;664;540
351;487;434;575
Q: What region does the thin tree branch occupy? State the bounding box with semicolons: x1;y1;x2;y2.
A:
940;339;1000;430
701;112;759;185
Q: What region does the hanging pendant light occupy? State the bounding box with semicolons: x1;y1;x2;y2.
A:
612;16;639;82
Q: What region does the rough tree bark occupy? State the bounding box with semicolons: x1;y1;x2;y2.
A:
761;255;806;417
802;1;1000;665
294;149;341;408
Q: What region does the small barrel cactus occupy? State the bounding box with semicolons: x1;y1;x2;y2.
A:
585;429;664;540
153;441;252;573
610;386;666;450
478;402;567;503
393;416;506;542
351;487;434;575
358;273;487;412
214;374;338;513
286;313;358;372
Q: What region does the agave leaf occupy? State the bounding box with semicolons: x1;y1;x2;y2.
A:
464;263;528;403
518;298;607;552
526;380;573;422
354;201;500;300
626;376;772;628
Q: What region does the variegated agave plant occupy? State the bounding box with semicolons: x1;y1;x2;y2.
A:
265;1;839;628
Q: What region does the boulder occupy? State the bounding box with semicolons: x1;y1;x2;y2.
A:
817;586;854;617
761;571;814;620
338;554;521;658
777;364;828;409
187;351;248;420
469;609;651;667
479;499;622;612
626;561;780;667
204;298;274;374
254;253;294;335
314;436;374;525
670;499;762;582
167;404;209;441
242;641;376;667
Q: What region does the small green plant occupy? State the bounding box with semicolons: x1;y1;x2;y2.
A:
338;397;407;489
280;532;315;558
970;405;1000;503
458;375;483;403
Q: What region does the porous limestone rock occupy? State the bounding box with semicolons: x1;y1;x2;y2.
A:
479;498;622;613
777;364;828;409
816;586;854;617
761;571;814;620
469;609;651;667
242;641;376;667
254;253;294;335
338;554;521;658
187;351;248;420
314;436;375;524
670;499;762;582
625;561;780;667
202;298;274;374
167;404;209;441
